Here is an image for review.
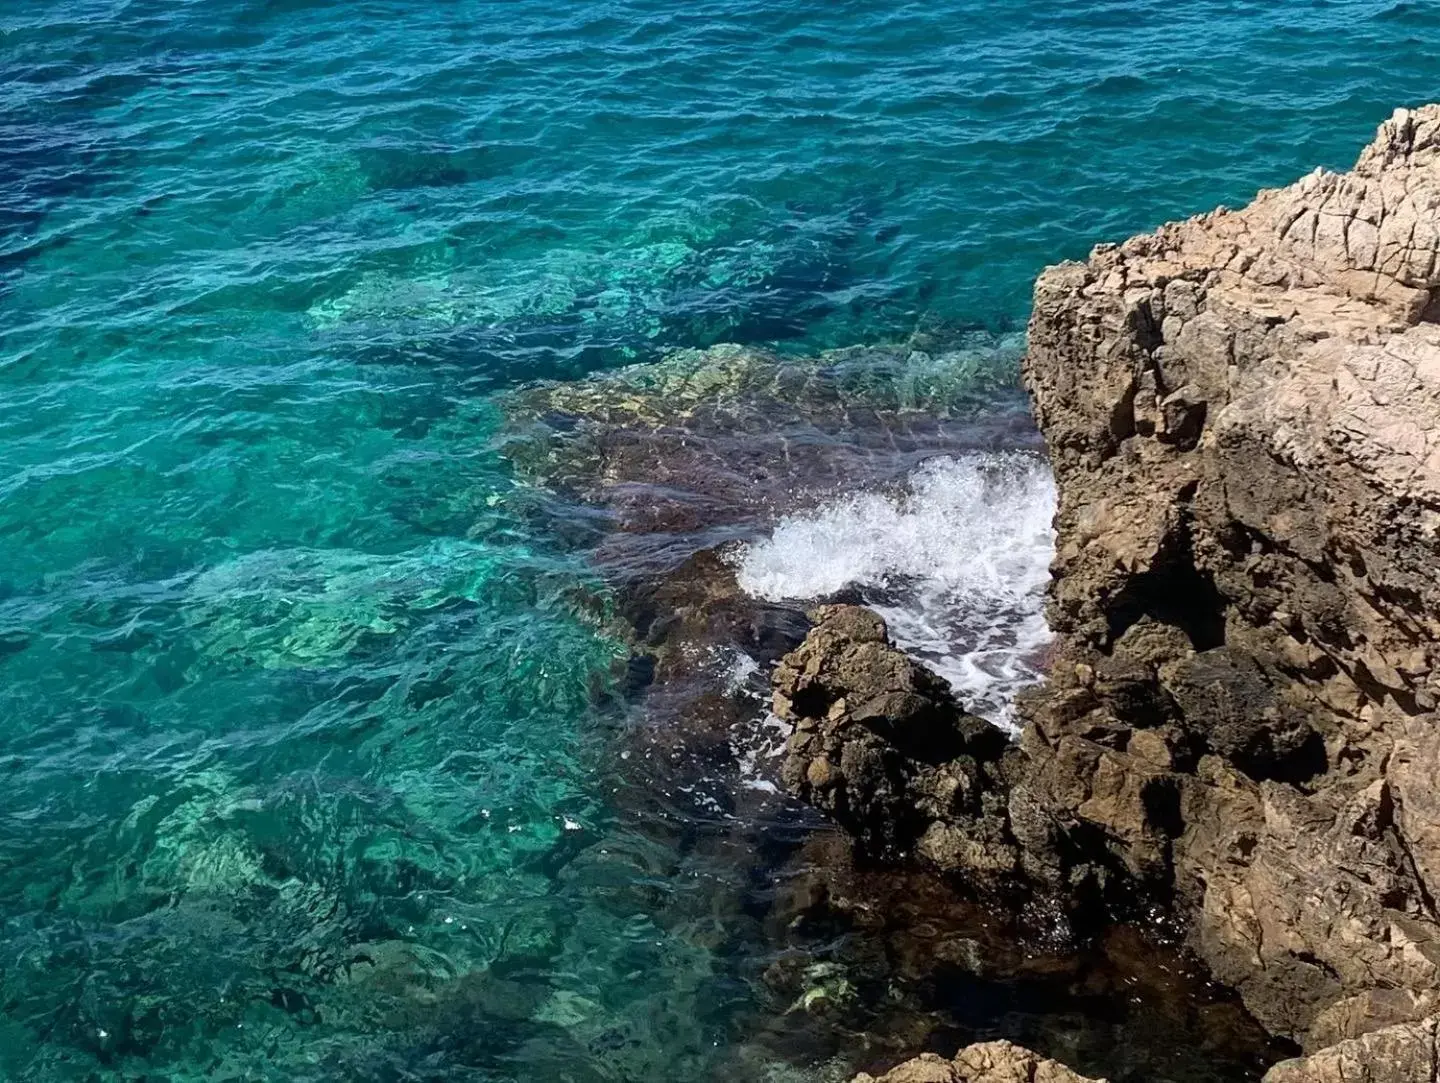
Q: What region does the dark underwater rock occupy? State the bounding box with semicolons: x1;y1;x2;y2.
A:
745;829;1284;1083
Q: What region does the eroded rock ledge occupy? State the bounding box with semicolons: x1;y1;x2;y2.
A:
780;105;1440;1081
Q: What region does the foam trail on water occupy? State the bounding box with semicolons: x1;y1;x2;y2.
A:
736;453;1057;732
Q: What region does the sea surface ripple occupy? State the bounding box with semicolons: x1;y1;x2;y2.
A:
0;1;1436;1079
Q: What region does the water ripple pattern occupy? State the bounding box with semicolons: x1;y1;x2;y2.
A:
1;0;1437;1079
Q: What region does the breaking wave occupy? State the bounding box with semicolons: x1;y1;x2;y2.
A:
736;453;1057;731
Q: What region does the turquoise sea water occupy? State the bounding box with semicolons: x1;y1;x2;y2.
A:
2;1;1438;1079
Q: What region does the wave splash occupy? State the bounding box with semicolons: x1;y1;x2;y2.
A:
736;452;1057;731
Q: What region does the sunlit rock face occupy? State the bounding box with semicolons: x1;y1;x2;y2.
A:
1019;105;1440;1046
768;107;1440;1073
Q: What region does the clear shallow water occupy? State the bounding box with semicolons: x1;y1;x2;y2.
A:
1;0;1437;1079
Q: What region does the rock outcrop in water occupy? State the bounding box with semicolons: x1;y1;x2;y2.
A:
775;605;1021;890
779;104;1440;1076
497;339;1279;1080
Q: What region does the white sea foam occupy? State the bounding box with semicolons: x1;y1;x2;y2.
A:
736;453;1057;733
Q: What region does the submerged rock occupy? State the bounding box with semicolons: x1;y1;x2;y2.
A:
751;830;1281;1083
853;1041;1105;1083
501;339;1034;542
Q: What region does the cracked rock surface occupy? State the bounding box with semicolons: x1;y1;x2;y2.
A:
1020;104;1440;1050
1263;1014;1440;1083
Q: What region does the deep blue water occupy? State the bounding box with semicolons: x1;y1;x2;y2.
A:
1;1;1437;1079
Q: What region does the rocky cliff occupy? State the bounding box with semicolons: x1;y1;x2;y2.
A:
779;105;1440;1081
1020;103;1440;1050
